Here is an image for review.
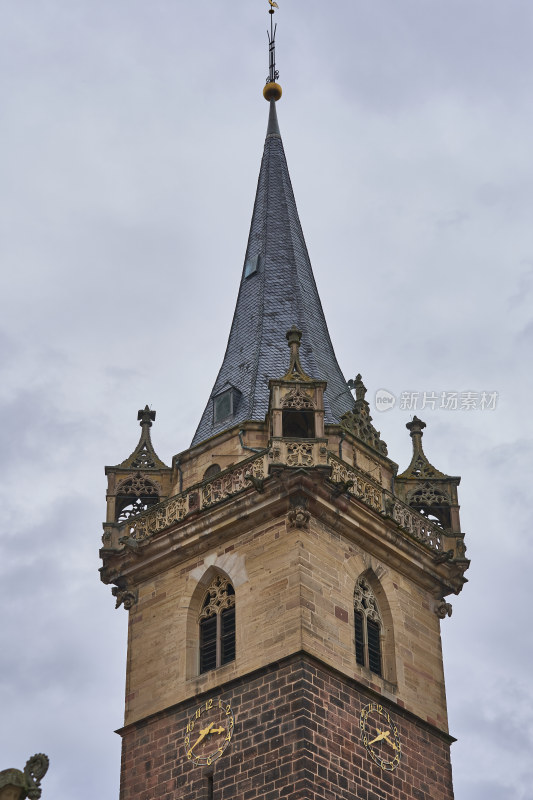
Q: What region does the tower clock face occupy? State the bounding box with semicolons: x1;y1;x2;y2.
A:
184;697;234;766
360;702;401;771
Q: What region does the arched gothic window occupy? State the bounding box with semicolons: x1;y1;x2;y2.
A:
281;388;316;438
354;576;383;677
407;483;452;529
115;474;160;522
199;575;236;674
203;464;221;480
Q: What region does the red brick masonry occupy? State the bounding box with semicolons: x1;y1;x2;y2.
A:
119;654;455;800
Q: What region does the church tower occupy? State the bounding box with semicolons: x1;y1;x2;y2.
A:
101;12;469;799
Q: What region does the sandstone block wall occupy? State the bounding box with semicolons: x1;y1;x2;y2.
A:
125;515;448;730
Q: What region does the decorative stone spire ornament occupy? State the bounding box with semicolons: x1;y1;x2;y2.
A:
116;405;168;471
282;326;312;381
395;416;463;535
340;374;388;456
351;373;367;402
102;406;172;567
399;416;446;480
0;754;49;800
267;327;327;447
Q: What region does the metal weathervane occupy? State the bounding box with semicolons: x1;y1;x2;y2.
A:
266;0;280;85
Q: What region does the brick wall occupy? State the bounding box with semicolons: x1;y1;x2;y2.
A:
119;654;454;800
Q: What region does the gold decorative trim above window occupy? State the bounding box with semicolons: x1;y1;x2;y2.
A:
199;576;236;674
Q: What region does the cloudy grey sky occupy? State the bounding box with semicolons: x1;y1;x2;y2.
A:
1;1;532;797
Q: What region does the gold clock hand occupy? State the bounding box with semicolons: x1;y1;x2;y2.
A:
188;722;214;754
210;726;225;735
368;730;398;751
368;730;388;746
380;731;394;747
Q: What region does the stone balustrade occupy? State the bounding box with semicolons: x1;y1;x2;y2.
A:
104;445;450;555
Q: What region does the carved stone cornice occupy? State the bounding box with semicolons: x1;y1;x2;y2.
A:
100;451;468;603
101;444;467;563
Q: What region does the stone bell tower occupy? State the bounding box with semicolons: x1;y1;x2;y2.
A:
100;10;469;799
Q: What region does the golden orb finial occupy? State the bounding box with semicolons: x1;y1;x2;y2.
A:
263;82;282;101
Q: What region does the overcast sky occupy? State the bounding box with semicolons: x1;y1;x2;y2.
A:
1;1;532;798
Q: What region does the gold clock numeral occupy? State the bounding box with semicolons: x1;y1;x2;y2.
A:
185;698;234;765
360;702;401;772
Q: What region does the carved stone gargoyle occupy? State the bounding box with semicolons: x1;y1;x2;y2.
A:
435;599;453;619
0;753;49;800
112;585;138;610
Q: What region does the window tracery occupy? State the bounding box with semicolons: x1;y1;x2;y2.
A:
199;575;236;674
354;576;383;677
130;444;158;470
407;483;452;529
281;386;315;410
115;474;160;522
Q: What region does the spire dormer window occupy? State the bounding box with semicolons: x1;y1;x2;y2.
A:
281;383;316;438
282;410;315;438
244;253;261;277
213;387;241;424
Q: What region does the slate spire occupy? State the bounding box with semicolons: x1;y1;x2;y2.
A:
192;42;354;446
192;101;354;446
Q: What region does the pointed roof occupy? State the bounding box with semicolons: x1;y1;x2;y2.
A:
397;417;447;480
191;99;354;447
116;406;169;470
